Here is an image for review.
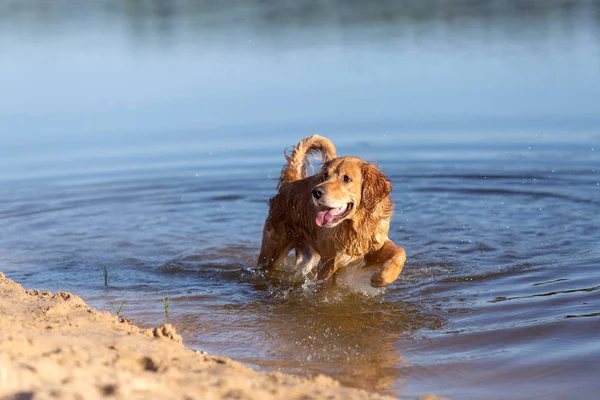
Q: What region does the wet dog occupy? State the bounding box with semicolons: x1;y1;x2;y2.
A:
258;135;406;287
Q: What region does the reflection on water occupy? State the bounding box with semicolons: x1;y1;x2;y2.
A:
153;251;443;392
4;0;600;37
1;1;600;399
155;259;445;392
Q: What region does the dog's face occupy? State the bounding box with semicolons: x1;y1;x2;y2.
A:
312;157;391;228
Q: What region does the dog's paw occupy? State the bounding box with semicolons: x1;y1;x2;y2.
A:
371;273;395;287
370;258;404;287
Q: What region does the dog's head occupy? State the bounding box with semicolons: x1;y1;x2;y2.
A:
312;157;391;228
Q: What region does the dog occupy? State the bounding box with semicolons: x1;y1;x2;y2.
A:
258;135;406;287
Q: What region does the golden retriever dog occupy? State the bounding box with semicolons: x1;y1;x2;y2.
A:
258;135;406;287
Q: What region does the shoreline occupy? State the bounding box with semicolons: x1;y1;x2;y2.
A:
0;273;440;400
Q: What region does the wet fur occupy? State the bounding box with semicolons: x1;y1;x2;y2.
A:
258;135;406;287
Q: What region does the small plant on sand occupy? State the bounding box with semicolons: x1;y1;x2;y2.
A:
110;300;125;317
163;296;170;317
102;265;110;287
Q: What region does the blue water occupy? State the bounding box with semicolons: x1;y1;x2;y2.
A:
1;1;599;399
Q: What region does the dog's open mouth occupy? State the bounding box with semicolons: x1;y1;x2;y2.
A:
315;203;353;227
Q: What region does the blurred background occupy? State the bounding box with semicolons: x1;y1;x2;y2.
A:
1;0;599;181
1;1;599;399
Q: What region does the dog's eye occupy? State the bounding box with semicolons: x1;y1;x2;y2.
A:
323;172;329;180
343;175;351;183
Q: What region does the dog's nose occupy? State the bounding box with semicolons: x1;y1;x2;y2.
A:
312;187;324;200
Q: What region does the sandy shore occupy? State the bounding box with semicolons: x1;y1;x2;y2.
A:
0;273;441;400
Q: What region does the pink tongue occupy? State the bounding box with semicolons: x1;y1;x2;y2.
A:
316;205;346;227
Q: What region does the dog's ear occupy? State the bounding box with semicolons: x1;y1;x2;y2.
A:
361;163;391;210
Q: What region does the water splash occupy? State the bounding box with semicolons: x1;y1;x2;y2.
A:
335;263;386;297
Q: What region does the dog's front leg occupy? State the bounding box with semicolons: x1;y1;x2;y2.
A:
316;257;339;281
295;244;320;279
257;221;292;271
364;239;406;287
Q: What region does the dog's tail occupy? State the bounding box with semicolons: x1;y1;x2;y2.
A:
278;135;336;190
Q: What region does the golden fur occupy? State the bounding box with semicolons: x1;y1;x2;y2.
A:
258;135;406;287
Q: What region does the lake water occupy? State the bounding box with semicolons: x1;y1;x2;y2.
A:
1;1;599;399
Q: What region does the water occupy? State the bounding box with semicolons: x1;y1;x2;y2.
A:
1;1;600;399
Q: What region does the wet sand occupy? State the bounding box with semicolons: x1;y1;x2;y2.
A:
0;273;441;400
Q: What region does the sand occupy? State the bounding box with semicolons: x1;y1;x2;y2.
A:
0;273;442;400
